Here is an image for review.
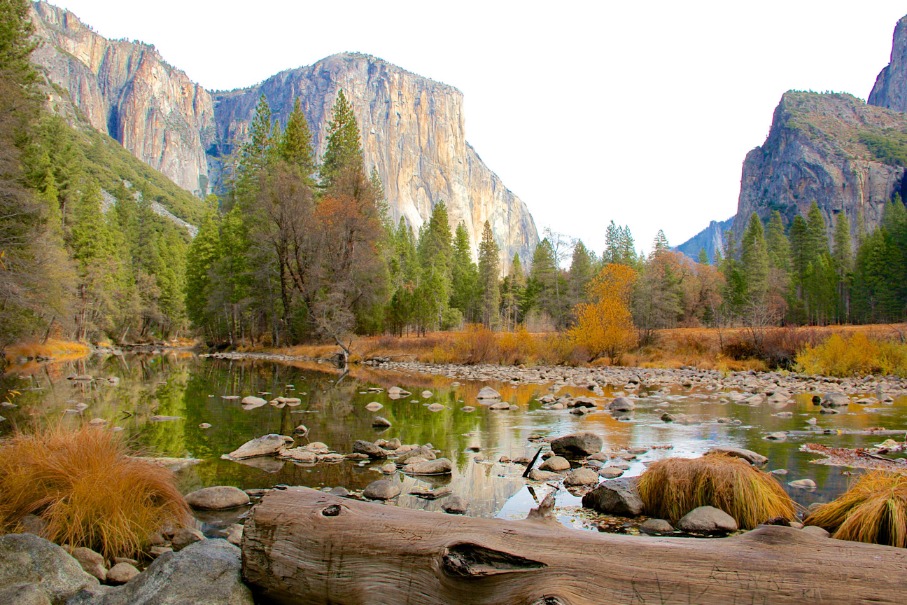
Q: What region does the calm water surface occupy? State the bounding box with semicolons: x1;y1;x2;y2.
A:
3;353;906;529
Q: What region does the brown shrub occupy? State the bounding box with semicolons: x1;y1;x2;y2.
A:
637;454;796;529
804;471;907;547
0;425;190;559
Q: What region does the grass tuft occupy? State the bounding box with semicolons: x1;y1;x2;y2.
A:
637;454;796;529
804;471;907;547
0;425;189;559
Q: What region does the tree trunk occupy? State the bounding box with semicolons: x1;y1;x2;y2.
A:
242;487;907;605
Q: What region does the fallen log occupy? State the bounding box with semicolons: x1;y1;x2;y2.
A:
242;487;907;605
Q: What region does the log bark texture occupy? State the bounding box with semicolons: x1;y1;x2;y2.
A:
242;487;907;605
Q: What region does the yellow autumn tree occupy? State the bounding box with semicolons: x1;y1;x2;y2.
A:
570;263;638;363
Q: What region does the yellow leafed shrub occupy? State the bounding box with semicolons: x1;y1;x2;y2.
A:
796;333;907;377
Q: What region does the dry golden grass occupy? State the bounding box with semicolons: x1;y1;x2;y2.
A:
804;471;907;548
5;339;91;361
0;425;189;559
257;323;907;373
638;454;796;529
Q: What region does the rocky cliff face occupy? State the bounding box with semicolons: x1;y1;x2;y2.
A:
29;2;214;195
674;217;732;263
732;92;907;237
212;53;537;265
29;4;538;264
869;15;907;112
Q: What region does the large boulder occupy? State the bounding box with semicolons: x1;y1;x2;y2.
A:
676;506;738;533
550;432;603;457
185;486;250;510
224;434;293;460
581;477;643;516
69;539;253;605
0;533;98;604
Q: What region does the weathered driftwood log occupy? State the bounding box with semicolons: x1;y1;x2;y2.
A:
242;487;907;605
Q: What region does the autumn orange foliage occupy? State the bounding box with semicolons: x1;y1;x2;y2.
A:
569;264;638;363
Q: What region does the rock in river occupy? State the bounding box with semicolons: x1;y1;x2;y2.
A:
581;477;643;516
607;397;635;412
185;486;251;510
363;480;401;500
539;456;571;472
676;506;738;533
403;458;453;475
224;434;293;460
550;431;603;457
353;440;388;459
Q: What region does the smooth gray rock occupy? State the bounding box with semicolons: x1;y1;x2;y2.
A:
476;386;501;400
0;583;53;605
363;480;401;500
170;527;205;552
707;446;768;466
395;446;436;465
185;486;250;510
550;432;603;457
371;416;392;428
598;466;625;479
581;477;643;516
608;397;635;412
564;467;599;486
640;518;674;534
538;456;571;472
224;434;293;459
441;496;468;515
802;525;830;538
353;440;388;459
70;547;107;582
676;506;738;533
105;562;139;585
69;539;253;605
0;534;98;604
789;478;817;489
822;393;850;407
403;458;452;475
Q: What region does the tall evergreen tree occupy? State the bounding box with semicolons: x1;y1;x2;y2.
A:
449;223;479;322
501;253;525;330
740;213;769;302
319;89;363;191
278;98;315;181
477;221;500;328
832;212;853;322
567;240;596;315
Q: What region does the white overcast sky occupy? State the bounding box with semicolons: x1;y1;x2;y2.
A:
44;1;907;255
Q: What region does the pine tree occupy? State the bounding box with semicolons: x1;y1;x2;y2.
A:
319;89;363;191
449;223;479;322
832;212;853;322
526;239;558;326
478;221;500;328
765;211;791;274
740;213;769;302
278;98;314;181
567;240;596;314
501;253;525;330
